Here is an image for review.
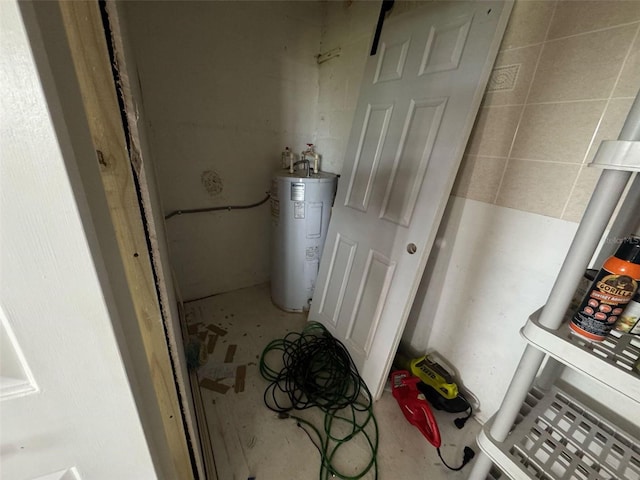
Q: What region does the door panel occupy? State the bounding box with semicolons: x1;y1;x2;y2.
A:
345;104;393;212
317;234;358;326
380;97;447;226
374;39;410;83
420;15;472;75
346;250;396;355
32;469;80;480
0;311;37;400
310;1;512;398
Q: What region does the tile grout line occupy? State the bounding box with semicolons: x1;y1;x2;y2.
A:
464;153;509;161
559;22;640;220
475;154;617;168
501;41;546;53
500;20;640;54
482;97;636;109
583;25;639;164
492;0;559;205
543;18;640;45
507;156;592;167
557;162;589;222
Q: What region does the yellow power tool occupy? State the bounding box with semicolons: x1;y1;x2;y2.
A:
395;353;471;423
410;355;459;400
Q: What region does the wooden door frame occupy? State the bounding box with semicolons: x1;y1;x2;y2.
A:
18;1;201;478
101;2;216;477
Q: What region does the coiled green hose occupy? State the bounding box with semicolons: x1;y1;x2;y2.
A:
259;322;379;480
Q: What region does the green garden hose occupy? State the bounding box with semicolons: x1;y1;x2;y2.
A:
259;322;378;480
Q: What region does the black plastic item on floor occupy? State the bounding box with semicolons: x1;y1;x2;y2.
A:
416;382;473;429
417;382;469;413
259;322;379;480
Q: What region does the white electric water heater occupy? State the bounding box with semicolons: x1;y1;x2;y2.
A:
271;172;337;312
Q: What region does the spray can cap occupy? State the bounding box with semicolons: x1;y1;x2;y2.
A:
614;235;640;264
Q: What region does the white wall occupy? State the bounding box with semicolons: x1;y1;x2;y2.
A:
401;197;578;421
314;1;378;174
124;1;324;300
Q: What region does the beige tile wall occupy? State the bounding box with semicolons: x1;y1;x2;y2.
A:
453;0;640;222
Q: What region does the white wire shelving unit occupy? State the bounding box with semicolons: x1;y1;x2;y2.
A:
481;384;640;480
468;93;640;480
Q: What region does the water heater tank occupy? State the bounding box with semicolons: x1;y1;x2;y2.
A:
271;172;337;312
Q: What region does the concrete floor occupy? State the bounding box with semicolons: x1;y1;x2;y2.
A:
185;283;481;480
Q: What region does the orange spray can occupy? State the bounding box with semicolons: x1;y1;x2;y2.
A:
570;236;640;341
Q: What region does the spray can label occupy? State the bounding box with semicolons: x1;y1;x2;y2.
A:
570;270;637;341
614;295;640;334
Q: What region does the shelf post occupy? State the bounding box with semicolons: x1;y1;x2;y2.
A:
468;450;494;480
538;92;640;331
537;170;631;331
471;91;640;480
468;345;546;480
592;174;640;268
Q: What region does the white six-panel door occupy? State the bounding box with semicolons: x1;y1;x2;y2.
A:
310;1;512;398
0;1;158;478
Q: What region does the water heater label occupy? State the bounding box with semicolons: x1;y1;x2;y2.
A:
294;201;305;219
306;245;319;261
291;183;305;201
